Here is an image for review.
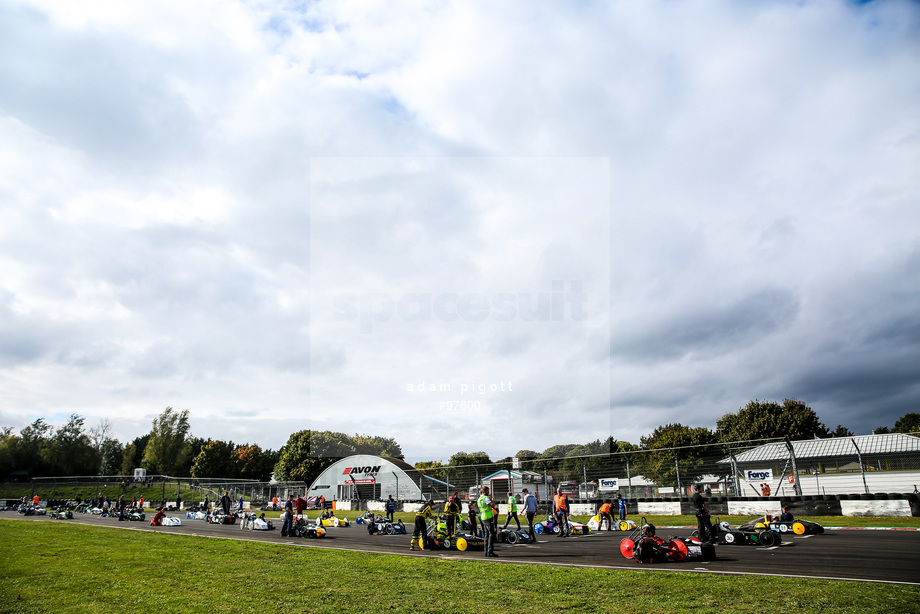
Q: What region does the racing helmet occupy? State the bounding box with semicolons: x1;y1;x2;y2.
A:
642;523;656;536
719;521;731;532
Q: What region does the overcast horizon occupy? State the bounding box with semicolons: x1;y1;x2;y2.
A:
1;0;918;461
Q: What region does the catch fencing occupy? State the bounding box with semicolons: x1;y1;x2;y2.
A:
6;433;919;506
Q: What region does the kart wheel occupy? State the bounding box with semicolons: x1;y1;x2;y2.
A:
385;524;394;535
456;537;468;551
618;520;630;531
669;539;688;561
355;517;363;524
507;531;519;545
619;538;634;559
778;523;789;533
552;525;561;535
690;530;699;538
792;522;806;535
443;539;452;549
723;532;736;544
332;517;340;527
535;524;544;534
758;530;778;547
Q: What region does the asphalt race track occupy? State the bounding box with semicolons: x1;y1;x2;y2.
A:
8;513;920;585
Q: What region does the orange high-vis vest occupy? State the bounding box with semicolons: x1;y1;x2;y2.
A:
554;494;568;513
599;503;612;515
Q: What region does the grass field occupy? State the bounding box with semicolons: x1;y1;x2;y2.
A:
1;519;918;614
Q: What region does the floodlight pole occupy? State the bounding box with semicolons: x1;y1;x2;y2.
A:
783;438;803;496
851;438;870;494
673;453;682;497
621;453;632;498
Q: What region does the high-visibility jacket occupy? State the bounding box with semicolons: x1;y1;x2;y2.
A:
599;503;613;515
416;504;433;520
507;496;517;513
554;494;569;513
477;495;495;520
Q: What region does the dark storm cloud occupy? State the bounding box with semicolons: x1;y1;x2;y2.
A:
612;287;800;363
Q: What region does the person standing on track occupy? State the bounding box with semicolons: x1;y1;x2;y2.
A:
553;487;570;537
522;488;538;542
477;487;497;556
692;485;714;543
467;497;479;537
386;494;396;522
502;491;521;530
445;493;461;538
618;494;627;521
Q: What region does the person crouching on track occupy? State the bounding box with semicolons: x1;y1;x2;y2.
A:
411;499;434;550
477;487;498;557
598;499;614;531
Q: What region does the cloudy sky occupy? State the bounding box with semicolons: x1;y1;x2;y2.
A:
1;0;918;462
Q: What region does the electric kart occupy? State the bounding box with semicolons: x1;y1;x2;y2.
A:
361;514;407;535
240;512;275;531
50;507;73;520
150;511;182;526
693;518;782;546
587;514;637;531
496;527;534;545
419;515;458;550
292;518;326;538
318;512;350;527
206;510;236;525
535;514;590;536
18;504;46;516
186;510;208;520
741;515;824;535
126;508;146;522
620;519;716;563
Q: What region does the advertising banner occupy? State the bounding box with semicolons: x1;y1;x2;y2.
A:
598;477;619;492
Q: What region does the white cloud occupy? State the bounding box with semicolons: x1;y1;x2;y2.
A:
1;0;918;458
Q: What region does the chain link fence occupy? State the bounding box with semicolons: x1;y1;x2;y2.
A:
5;433;918;507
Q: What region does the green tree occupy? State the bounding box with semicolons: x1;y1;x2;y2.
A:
99;438;123;475
352;434;402;458
273;430;335;483
47;415;97;476
142;407;191;475
0;427;18;480
190;440;235;478
18;419;52;477
414;460;444;469
445;451;495;488
120;434;150;475
831;425;854;437
893;413;920;434
637;423;720;490
716;399;830;442
233;444;276;481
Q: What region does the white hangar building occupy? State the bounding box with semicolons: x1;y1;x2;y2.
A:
306;454;452;502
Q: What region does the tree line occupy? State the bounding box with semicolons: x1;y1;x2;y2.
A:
413;400;920;490
2;400;916;488
0;407;400;483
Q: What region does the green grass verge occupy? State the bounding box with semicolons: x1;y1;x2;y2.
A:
2;520;917;614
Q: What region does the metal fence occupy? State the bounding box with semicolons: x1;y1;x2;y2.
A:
5;433;919;505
